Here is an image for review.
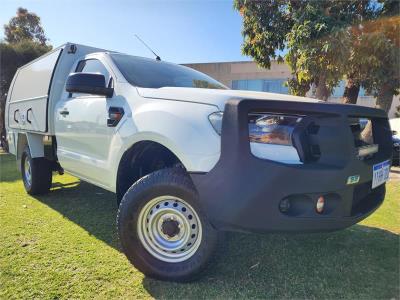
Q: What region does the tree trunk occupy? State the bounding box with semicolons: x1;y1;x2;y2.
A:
375;83;394;113
342;78;360;104
315;75;329;101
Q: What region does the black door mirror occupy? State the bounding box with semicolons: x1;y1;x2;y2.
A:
66;73;113;97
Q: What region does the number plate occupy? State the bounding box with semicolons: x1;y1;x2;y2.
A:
372;160;390;189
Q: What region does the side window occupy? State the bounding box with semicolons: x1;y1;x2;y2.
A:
76;59;110;81
71;59;111;97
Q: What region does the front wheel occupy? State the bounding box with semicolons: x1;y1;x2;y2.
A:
117;168;218;282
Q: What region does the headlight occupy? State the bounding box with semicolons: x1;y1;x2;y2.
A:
248;113;303;146
208;112;223;135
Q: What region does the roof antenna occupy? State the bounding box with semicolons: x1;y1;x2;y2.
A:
134;34;161;61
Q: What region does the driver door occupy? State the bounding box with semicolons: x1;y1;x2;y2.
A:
55;59;116;188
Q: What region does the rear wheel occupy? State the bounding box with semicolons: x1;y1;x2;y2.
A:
21;146;52;195
117;168;218;282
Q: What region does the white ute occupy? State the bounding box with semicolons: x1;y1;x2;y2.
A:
5;43;392;281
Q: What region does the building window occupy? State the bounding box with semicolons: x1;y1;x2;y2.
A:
232;79;369;98
232;79;289;94
331;80;367;98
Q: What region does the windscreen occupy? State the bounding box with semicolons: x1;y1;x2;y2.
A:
110;53;227;90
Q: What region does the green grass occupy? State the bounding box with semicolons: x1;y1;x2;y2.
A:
0;152;399;299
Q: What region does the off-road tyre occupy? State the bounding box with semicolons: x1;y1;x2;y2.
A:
117;167;218;282
21;145;52;195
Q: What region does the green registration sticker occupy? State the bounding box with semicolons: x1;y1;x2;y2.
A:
347;175;360;185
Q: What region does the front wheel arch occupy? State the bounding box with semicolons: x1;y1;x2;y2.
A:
115;140;185;204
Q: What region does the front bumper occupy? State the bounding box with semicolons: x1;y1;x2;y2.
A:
190;99;392;233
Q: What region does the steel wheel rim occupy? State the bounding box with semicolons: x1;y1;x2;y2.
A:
137;196;202;263
24;158;32;186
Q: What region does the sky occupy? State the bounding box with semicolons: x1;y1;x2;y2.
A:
0;0;251;64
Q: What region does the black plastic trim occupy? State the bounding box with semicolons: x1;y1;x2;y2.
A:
13;109;19;123
26;108;32;124
190;99;392;233
66;73;114;97
107;107;124;127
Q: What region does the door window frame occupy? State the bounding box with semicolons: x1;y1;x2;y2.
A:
69;58;114;98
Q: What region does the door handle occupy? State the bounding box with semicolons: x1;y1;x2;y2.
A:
59;109;69;116
14;109;19;123
27;108;32;124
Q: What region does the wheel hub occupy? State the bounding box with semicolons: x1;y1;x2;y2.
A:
161;218;181;238
137;196;202;263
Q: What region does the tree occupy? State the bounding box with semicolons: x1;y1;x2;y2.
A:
350;0;400;112
343;0;399;105
234;0;373;101
354;17;399;112
4;7;48;45
233;0;292;69
286;1;371;101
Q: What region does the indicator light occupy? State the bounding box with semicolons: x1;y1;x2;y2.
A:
316;196;325;214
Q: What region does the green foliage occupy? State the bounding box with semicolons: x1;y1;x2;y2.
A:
4;7;48;45
287;76;313;97
285;1;370;98
351;16;400;100
233;0;292;69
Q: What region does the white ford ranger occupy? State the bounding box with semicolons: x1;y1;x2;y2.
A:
5;43;393;281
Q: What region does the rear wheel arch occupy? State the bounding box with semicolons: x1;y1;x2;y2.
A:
16;133;28;161
16;132;46;159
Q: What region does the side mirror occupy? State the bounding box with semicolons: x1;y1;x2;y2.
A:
66;72;113;97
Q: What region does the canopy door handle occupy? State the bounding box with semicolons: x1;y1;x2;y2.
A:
14;109;19;123
27;108;32;124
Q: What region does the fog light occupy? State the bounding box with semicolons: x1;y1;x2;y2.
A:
316;196;325;214
279;198;290;213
